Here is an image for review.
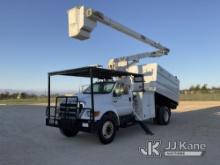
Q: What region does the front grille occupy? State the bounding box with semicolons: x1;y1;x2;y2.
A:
46;96;93;128
59;103;78;119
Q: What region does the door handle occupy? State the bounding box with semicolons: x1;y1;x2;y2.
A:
113;100;117;103
129;97;131;102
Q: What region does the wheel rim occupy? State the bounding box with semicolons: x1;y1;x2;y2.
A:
164;110;169;122
102;121;114;139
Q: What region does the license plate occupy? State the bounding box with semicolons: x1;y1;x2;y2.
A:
82;123;89;127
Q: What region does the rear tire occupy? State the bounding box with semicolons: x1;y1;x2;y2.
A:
97;115;116;144
158;106;171;125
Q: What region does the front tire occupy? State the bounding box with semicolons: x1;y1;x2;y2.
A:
59;127;79;137
97;115;116;144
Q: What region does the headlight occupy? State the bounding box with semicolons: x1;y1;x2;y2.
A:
79;101;86;108
79;103;84;109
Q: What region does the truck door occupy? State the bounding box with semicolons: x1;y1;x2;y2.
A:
112;82;133;116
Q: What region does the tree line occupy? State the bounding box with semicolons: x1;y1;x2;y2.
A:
0;92;39;100
1;84;220;99
181;84;220;94
0;91;61;100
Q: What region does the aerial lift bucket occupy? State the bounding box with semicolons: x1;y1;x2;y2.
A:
67;6;97;40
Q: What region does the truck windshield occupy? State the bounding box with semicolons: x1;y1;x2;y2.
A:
83;82;115;94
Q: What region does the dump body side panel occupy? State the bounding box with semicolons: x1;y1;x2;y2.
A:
128;63;180;103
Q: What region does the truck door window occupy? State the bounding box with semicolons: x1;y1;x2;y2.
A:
113;83;129;96
83;82;115;94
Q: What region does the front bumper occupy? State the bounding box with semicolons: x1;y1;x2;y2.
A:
46;96;98;133
46;117;99;133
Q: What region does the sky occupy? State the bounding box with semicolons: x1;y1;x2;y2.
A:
0;0;219;91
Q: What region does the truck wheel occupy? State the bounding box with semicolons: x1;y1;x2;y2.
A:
98;115;116;144
59;127;79;137
158;106;171;125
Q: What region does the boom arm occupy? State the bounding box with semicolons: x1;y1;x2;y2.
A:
67;6;169;70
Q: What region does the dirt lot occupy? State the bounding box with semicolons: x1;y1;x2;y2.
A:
0;101;220;165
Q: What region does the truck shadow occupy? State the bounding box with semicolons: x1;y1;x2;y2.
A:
115;106;220;142
66;106;220;145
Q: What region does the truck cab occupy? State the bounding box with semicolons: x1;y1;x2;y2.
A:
78;80;133;121
46;66;179;144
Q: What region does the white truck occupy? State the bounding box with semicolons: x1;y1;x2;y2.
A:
46;6;179;144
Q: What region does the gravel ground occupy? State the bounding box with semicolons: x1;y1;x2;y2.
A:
0;102;220;165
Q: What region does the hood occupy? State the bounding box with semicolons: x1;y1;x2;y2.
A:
76;93;112;109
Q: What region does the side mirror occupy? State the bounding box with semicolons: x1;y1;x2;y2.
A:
113;91;121;97
132;82;144;92
132;76;144;92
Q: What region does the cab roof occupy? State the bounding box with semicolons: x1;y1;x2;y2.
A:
49;66;142;79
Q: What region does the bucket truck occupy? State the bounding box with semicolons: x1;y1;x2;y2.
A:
46;6;180;144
